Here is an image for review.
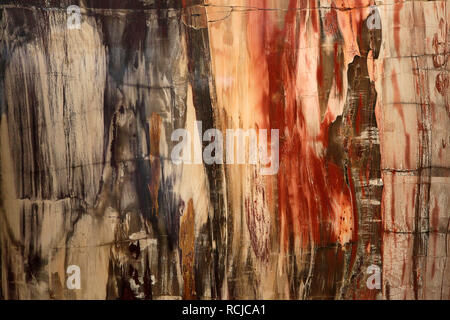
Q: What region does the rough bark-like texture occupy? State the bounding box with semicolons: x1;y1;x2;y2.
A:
0;0;448;300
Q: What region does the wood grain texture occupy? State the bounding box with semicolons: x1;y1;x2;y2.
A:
0;0;448;300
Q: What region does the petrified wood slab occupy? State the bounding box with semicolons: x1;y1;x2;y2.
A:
0;0;448;300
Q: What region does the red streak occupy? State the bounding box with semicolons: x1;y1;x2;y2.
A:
247;0;354;249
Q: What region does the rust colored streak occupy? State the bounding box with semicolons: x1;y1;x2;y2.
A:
179;199;196;299
324;8;339;36
334;41;343;95
150;112;162;156
148;112;162;215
